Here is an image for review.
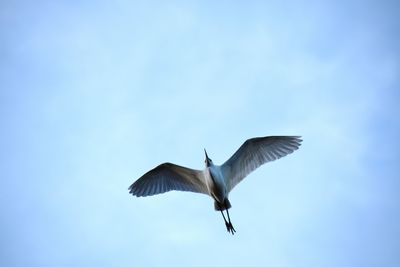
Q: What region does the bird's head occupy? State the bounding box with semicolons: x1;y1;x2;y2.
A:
204;149;213;167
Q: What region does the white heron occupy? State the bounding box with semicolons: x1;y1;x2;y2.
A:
129;135;302;234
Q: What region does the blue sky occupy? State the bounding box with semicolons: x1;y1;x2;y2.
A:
1;0;399;266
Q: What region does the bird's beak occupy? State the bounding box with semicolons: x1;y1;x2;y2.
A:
204;149;209;160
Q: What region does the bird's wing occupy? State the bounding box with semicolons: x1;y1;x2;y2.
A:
129;163;209;197
221;136;302;192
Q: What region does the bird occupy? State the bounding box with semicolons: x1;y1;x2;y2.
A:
129;135;302;234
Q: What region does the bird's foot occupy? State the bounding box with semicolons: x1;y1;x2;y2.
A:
225;221;236;235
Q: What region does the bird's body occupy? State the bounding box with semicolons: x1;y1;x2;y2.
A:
129;136;302;234
204;161;231;210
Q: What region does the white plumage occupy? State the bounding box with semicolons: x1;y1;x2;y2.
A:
129;135;302;234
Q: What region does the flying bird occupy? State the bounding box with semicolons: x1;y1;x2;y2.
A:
129;135;302;234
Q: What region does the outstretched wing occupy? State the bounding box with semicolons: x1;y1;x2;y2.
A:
129;163;209;197
221;136;302;192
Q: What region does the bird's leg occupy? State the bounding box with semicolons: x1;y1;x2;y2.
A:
219;210;230;232
219;209;235;235
226;208;236;234
217;205;233;234
215;198;235;234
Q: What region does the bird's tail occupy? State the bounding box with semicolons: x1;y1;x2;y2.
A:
214;198;232;211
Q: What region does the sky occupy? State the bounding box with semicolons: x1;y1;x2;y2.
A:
1;0;399;266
